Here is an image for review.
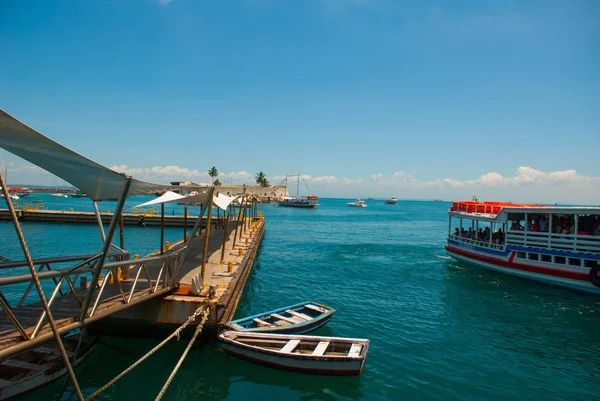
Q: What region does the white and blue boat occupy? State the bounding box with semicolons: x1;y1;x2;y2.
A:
226;301;335;335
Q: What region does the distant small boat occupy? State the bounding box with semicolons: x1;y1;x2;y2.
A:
218;331;370;376
51;193;68;198
0;333;97;400
384;197;398;205
347;198;367;208
433;199;443;203
71;190;87;198
0;194;19;201
227;301;335;335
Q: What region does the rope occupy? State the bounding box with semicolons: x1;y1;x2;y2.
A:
154;306;211;401
85;305;209;401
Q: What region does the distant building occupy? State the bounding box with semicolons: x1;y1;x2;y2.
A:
169;182;288;202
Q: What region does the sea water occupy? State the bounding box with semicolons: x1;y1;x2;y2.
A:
0;196;598;400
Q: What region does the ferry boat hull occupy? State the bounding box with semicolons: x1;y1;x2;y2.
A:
445;201;600;296
446;242;600;296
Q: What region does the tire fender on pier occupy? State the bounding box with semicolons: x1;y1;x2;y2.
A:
589;262;600;288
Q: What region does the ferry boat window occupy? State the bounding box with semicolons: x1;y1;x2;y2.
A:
528;253;539;261
568;258;581;267
554;256;566;264
584;260;596;268
507;213;525;231
541;254;552;262
517;251;526;259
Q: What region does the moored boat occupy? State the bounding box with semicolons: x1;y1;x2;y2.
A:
347;198;367;208
218;331;369;376
445;201;600;295
384;197;398;205
277;175;319;209
226;301;335;334
0;333;97;400
51;193;68;198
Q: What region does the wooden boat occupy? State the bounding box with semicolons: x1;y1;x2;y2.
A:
226;301;335;335
0;333;97;400
218;331;369;376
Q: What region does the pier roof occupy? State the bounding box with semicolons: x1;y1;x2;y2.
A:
0;109;169;200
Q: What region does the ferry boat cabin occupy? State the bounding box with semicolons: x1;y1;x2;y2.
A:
445;201;600;295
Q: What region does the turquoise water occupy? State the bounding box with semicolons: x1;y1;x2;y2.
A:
1;197;599;400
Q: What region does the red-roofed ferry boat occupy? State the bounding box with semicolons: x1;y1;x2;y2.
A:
445;201;600;295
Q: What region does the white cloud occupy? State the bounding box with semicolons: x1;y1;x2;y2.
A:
312;176;339;183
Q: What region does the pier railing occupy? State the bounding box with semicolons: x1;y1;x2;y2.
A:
0;248;184;351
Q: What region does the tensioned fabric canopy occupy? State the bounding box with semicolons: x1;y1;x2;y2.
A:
133;191;184;208
0;109;171;201
133;192;238;211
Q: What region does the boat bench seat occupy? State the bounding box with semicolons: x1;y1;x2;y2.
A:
280;339;301;353
1;359;47;372
271;313;302;324
305;304;326;313
312;341;330;356
285;310;312;320
253;318;272;327
348;344;362;357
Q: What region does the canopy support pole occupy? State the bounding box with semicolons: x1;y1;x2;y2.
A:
177;187;215;269
220;211;230;265
79;177;132;322
160;203;165;255
93;201;107;243
183;204;188;245
201;192;214;286
0;170;85;401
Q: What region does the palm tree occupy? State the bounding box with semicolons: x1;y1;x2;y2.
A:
255;171;270;187
214;179;222;186
208;166;218;184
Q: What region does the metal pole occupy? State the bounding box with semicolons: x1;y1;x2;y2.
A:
201;193;214;285
160;203;165;255
93;201;107;242
78;177;132;323
119;214;125;250
220;211;229;264
183;204;188;245
0;170;85;401
176;188;215;269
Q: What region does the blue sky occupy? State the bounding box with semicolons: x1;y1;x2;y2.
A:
1;0;599;202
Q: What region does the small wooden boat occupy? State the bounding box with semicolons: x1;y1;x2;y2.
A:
226;301;335;335
218;331;369;376
0;333;97;400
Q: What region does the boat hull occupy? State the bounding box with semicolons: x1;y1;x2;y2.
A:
220;342;365;375
446;242;600;296
227;301;335;335
0;335;97;400
218;332;368;376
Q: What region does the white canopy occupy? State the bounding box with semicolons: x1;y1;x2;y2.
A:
213;193;238;211
0;109;171;201
133;191;184;208
133;191;238;211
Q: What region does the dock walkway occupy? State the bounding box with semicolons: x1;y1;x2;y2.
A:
0;218;264;358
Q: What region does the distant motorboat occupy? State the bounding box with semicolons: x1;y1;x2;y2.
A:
51;193;68;198
0;193;19;200
433;199;443;203
384;197;398;205
347;198;367;208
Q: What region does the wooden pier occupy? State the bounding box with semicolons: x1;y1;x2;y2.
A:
0;217;265;358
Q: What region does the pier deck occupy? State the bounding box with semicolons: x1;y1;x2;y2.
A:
0;218;264;358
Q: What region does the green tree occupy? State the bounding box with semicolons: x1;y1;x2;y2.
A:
255;171;270;187
208;166;218;184
214;179;222;186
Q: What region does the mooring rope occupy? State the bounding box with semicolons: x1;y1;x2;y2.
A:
154;306;211;401
85;305;210;400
